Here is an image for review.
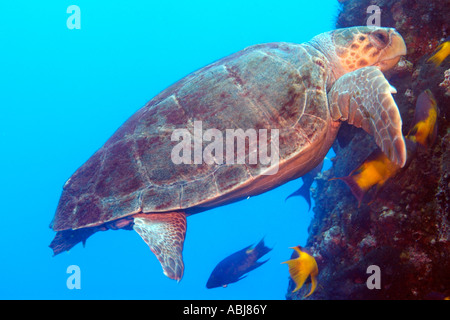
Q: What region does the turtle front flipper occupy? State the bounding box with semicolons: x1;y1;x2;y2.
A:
328;66;407;167
132;211;187;281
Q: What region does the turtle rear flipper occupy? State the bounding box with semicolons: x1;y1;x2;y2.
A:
328;66;407;167
132;211;187;281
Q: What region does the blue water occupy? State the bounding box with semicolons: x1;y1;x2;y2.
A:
0;0;338;299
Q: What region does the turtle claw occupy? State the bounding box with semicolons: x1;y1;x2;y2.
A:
133;212;187;281
389;84;397;94
328;66;407;167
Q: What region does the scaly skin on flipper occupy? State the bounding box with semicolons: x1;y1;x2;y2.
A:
328;66;406;167
132;212;187;281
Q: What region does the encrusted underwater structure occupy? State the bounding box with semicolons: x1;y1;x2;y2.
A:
287;0;450;300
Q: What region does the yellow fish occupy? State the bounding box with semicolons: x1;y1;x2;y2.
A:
407;89;439;148
427;37;450;67
330;149;400;206
282;246;318;298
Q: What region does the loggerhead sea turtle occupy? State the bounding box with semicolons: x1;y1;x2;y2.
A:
50;26;407;281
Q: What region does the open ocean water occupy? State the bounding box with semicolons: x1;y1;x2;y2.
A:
0;0;338;299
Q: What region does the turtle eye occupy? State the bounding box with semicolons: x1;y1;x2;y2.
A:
371;31;389;47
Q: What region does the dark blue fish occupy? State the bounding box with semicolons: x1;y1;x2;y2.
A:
206;238;272;288
285;161;323;211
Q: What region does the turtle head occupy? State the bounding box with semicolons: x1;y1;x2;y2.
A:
310;26;407;78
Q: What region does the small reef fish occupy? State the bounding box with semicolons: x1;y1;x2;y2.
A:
427;37;450;67
282;246;318;298
330;139;420;206
407;89;439;149
330;149;401;207
206;238;272;289
285;161;323;211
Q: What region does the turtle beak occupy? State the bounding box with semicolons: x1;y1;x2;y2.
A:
374;29;407;71
390;30;407;56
